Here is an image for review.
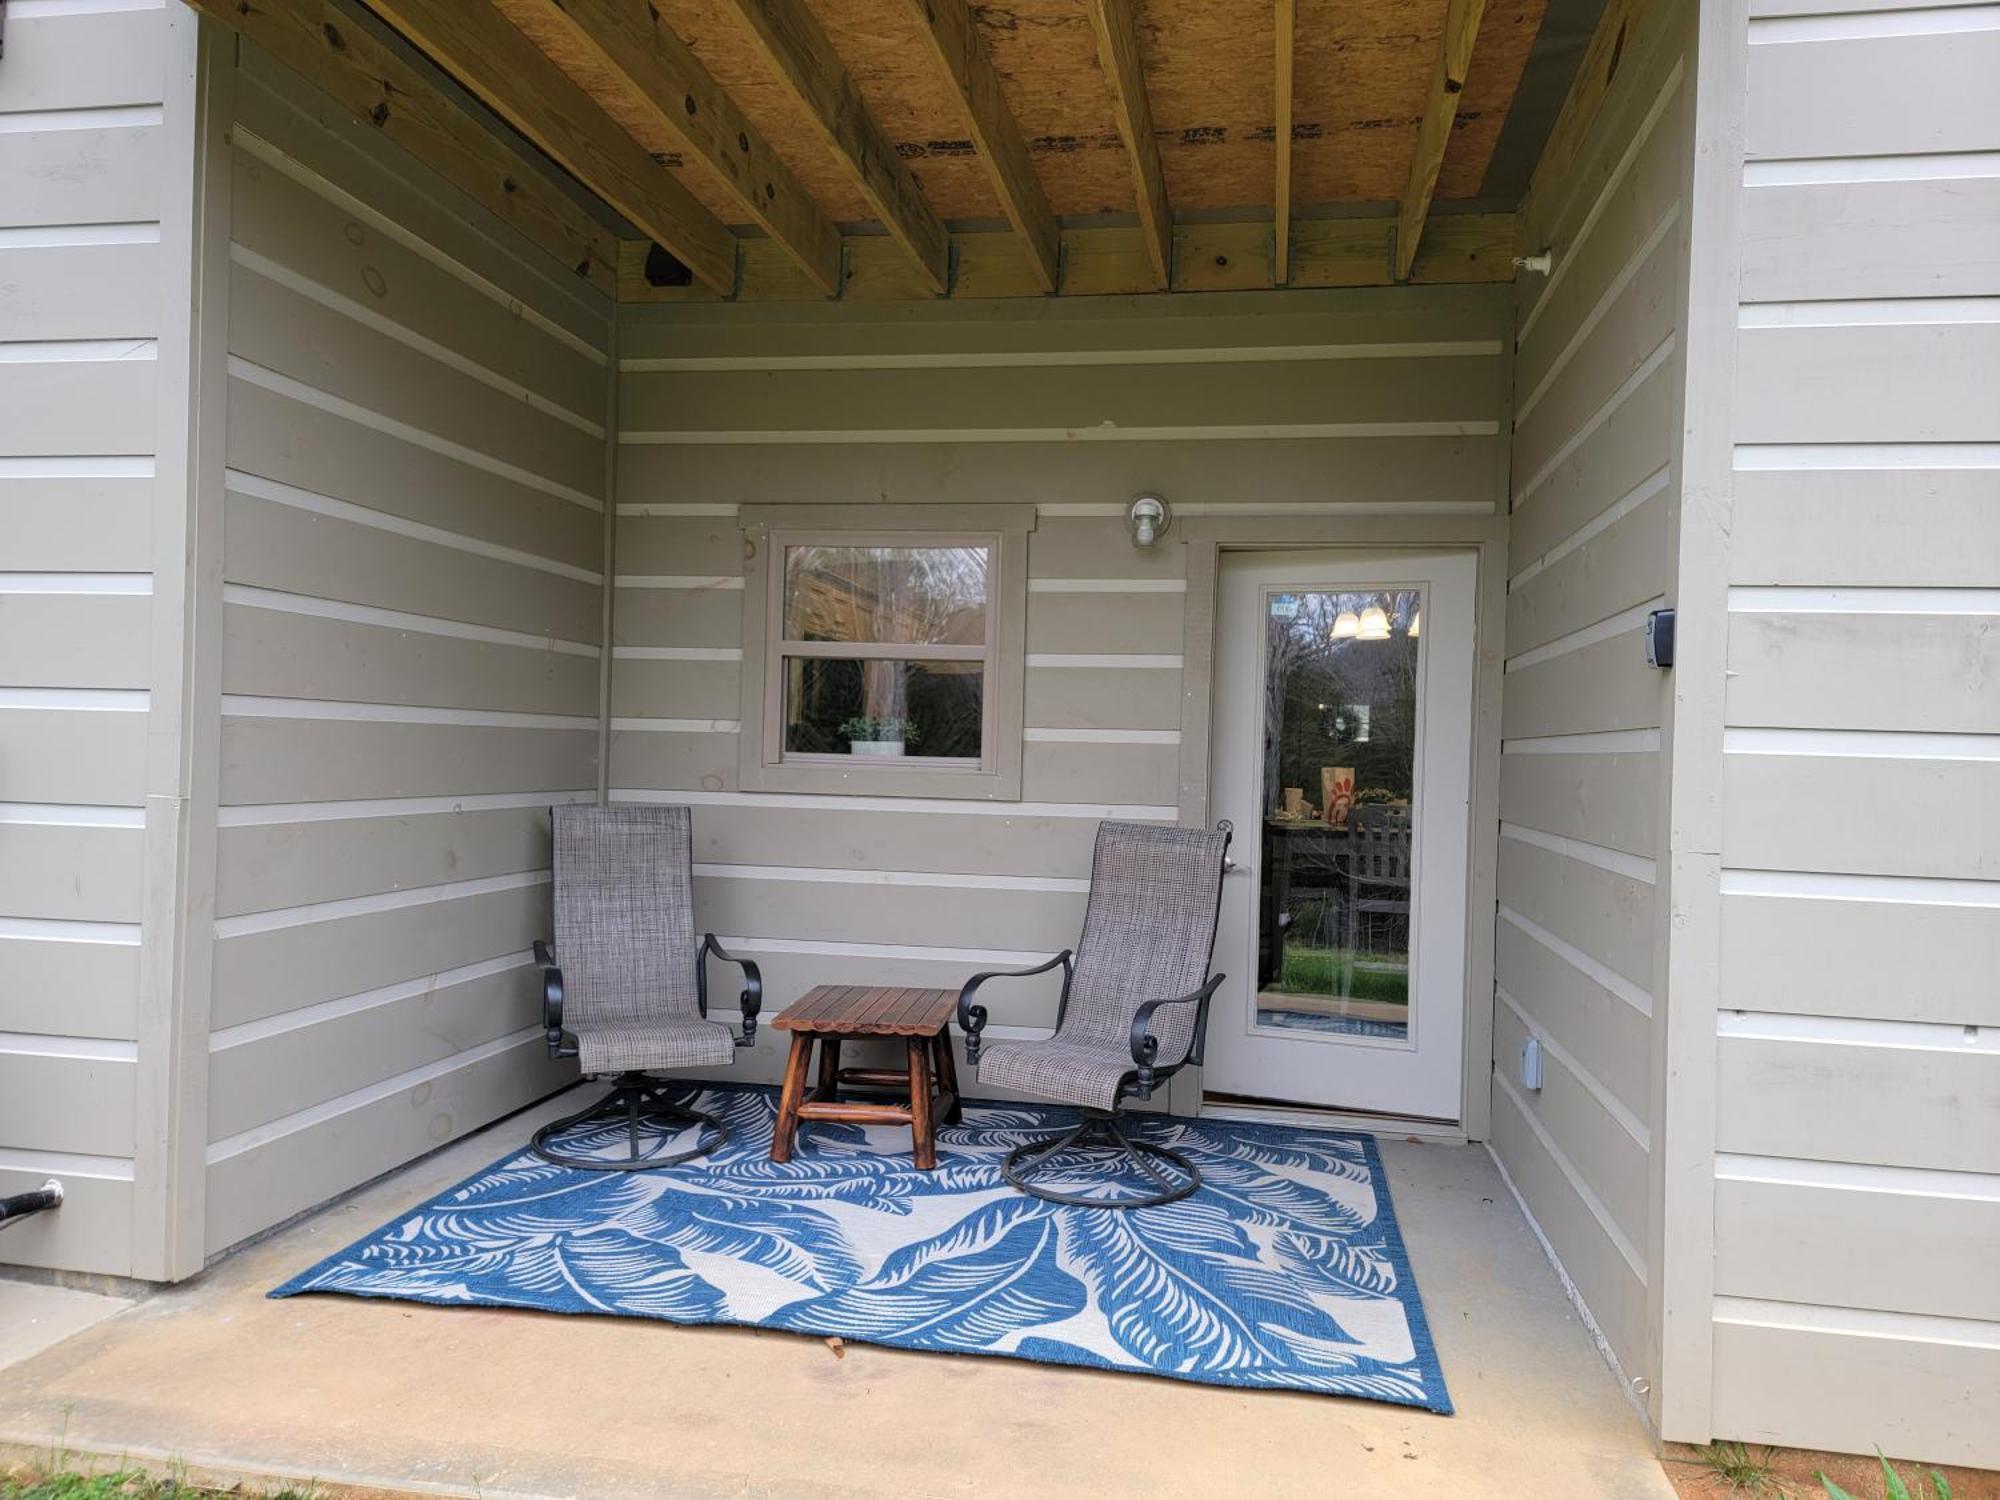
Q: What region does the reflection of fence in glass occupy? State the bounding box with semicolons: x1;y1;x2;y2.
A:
1256;588;1420;1038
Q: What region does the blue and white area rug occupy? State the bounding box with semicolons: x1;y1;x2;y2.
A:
273;1085;1451;1412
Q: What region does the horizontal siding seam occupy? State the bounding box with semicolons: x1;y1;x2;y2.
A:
211;869;551;938
227;357;604;512
1715;1152;2000;1200
1498;904;1655;1016
609;717;739;733
224;582;601;656
1500;821;1659;883
216;789;594;827
695;863;1090;894
226;469;604;585
209;951;534;1051
1712;1296;2000;1348
1510;465;1672;589
1495;987;1652;1147
610;788;1180;820
227;245;605;437
220;695;599;731
1506;597;1667;672
1513;336;1677;504
0;1146;134;1181
229;126;608;365
1516;204;1683;424
1518;56;1688;345
204;1026;544;1164
621;421;1504;445
1493;1071;1650;1281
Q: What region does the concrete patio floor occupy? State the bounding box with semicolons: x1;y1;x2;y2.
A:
0;1089;1674;1499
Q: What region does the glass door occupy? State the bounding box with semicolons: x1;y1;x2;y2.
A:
1204;550;1476;1120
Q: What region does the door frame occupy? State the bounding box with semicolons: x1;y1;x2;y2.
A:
1170;514;1509;1139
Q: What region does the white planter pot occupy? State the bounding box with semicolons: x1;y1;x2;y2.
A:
849;739;905;758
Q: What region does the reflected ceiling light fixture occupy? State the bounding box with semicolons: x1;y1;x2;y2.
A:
1127;493;1171;547
1330;609;1361;640
1358;602;1392;640
1408;608;1421;639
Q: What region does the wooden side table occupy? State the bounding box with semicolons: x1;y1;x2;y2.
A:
769;985;964;1170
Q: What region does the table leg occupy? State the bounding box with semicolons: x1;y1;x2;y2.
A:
933;1027;963;1124
906;1036;935;1171
771;1034;813;1163
816;1036;843;1103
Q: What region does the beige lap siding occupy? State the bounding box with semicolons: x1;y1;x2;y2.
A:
0;3;172;1277
609;285;1508;1093
1705;0;2000;1465
200;42;610;1254
1491;0;1693;1400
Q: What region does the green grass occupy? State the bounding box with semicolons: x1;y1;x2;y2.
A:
1690;1441;1781;1494
2;1469;319;1499
1274;946;1410;1006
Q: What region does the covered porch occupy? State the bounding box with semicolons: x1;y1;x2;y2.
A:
0;1091;1672;1499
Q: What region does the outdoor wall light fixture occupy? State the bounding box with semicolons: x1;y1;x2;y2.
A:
1127;493;1171;547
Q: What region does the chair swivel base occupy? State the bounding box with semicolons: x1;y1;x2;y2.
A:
1001;1109;1201;1208
530;1072;727;1172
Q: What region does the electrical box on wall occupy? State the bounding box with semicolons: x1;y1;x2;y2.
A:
1520;1036;1544;1092
1645;607;1676;669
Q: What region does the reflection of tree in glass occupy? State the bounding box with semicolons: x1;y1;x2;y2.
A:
782;546;989;757
1262;592;1421;818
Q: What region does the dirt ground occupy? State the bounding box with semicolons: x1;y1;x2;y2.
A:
1663;1442;2000;1500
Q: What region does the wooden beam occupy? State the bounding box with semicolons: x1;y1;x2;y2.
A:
362;0;738;293
514;0;840;295
1084;0;1172;290
1275;0;1295;284
621;212;1515;302
901;0;1061;294
720;0;949;296
1394;0;1490;281
180;0;619;292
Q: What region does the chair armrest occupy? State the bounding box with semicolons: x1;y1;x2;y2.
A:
956;950;1073;1065
1128;973;1226;1099
534;940;576;1060
698;933;763;1048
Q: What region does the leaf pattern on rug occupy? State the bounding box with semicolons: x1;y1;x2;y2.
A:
273;1085;1450;1413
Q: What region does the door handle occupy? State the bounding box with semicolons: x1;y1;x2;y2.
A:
1223;855;1243;875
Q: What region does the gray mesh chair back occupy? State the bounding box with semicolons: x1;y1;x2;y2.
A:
533;803;760;1171
1059;821;1230;1071
552;803;702;1036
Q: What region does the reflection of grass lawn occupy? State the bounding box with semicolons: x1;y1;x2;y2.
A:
1275;947;1410;1006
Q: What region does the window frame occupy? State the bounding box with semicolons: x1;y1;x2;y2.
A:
737;504;1033;801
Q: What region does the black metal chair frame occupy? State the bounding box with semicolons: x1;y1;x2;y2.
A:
955;821;1232;1209
531;933;762;1171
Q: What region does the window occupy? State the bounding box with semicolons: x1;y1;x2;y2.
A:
776;538;994;766
738;506;1032;800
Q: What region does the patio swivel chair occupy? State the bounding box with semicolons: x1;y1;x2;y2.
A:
531;804;761;1171
956;820;1232;1208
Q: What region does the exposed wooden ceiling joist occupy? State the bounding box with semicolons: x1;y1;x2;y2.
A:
514;0;840;294
718;0;950;295
1085;0;1172;290
1395;0;1491;281
181;0;619;292
623;212;1515;303
1274;0;1295;285
899;0;1062;294
363;0;739;293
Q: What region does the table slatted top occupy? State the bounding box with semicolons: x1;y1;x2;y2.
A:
772;985;959;1036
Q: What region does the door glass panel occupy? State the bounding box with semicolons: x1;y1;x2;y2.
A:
1256;589;1421;1042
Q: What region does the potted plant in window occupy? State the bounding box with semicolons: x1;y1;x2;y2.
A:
841;716;920;758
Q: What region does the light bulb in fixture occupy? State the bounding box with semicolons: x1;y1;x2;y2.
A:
1358;605;1391;640
1408;609;1421;639
1331;610;1360;640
